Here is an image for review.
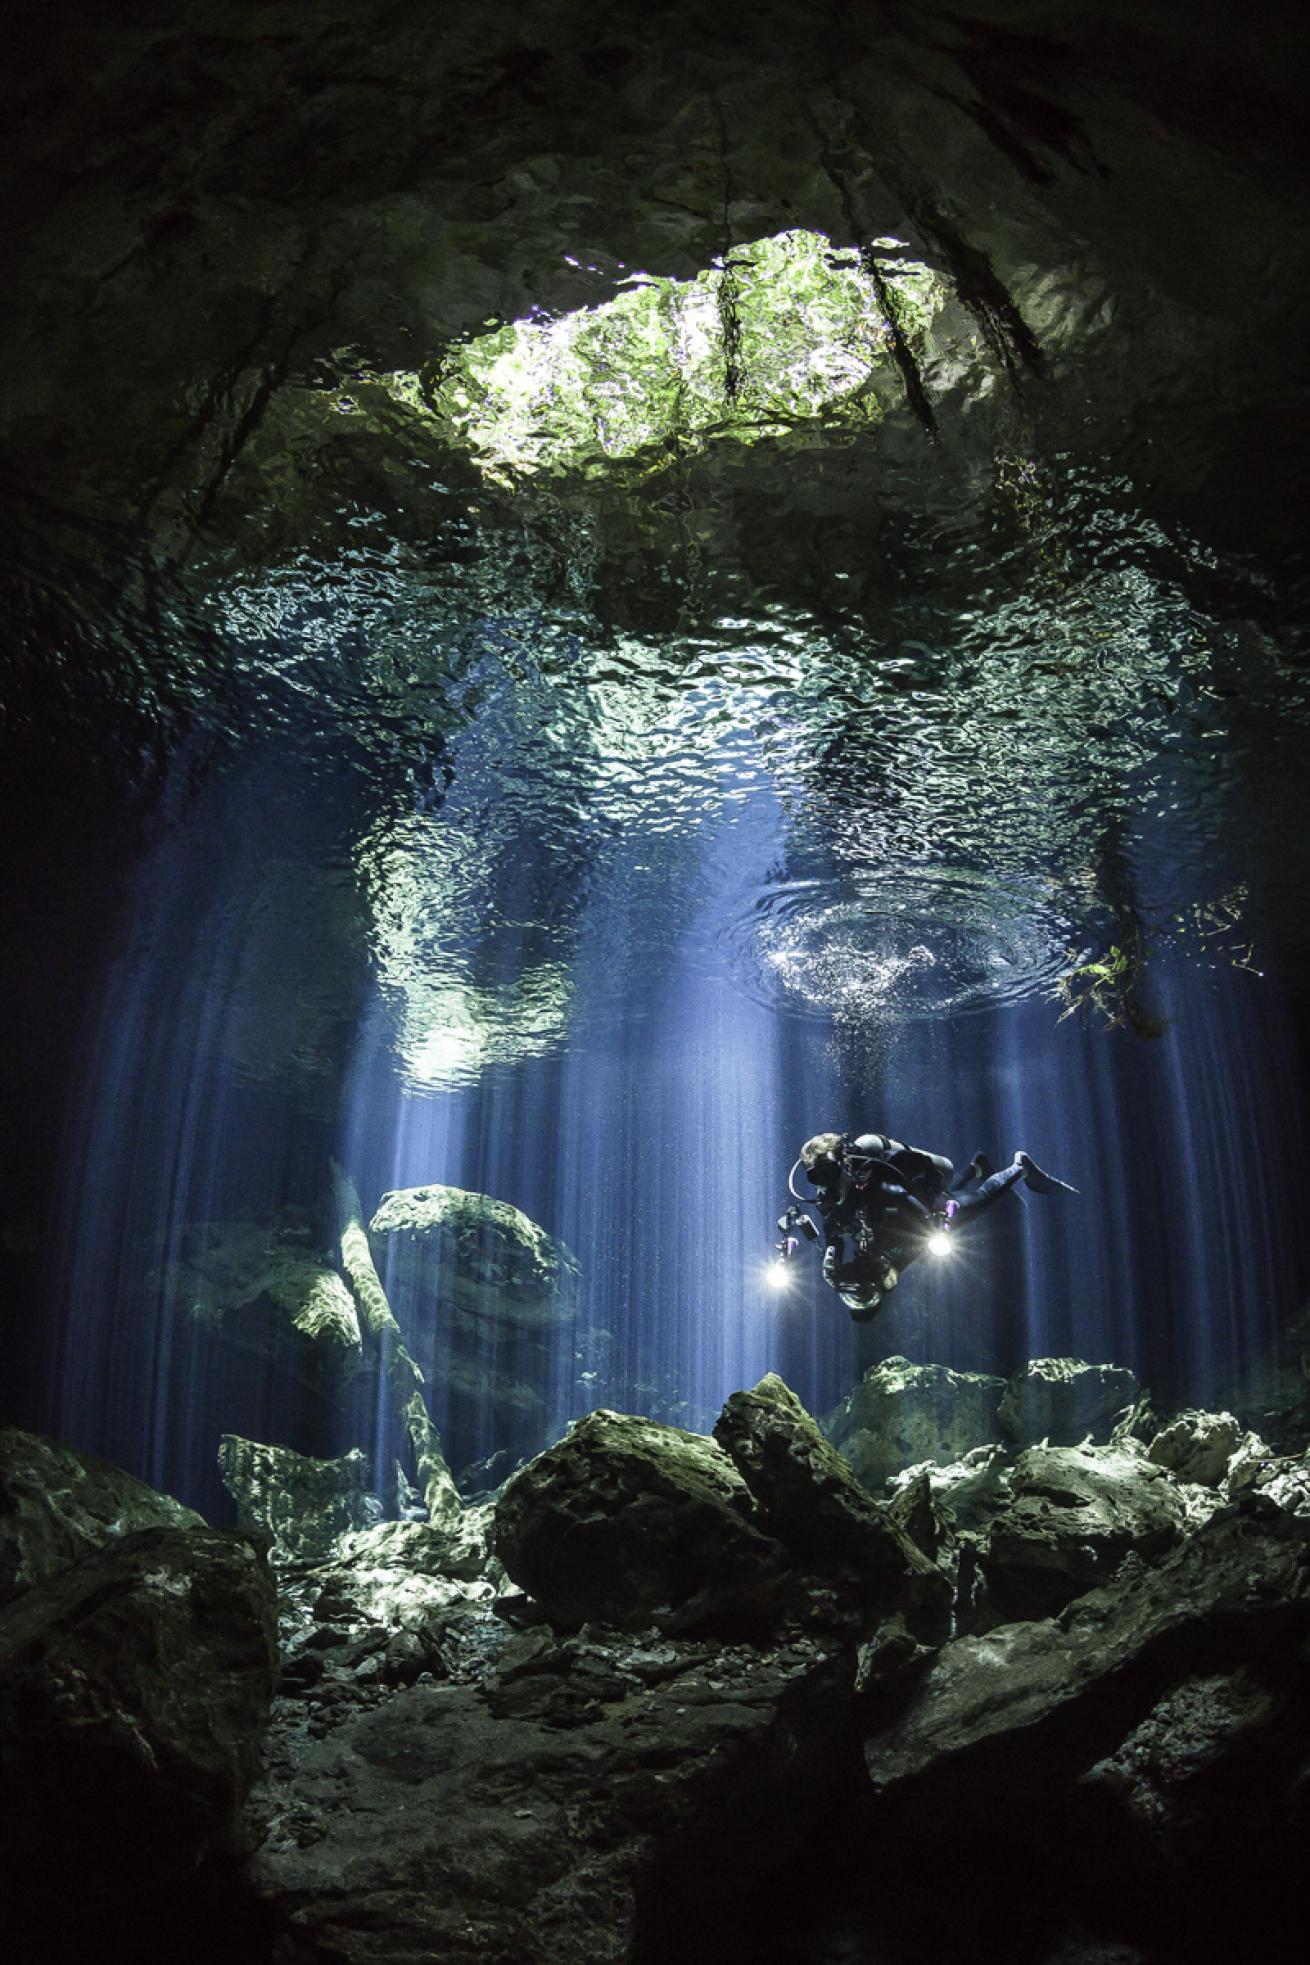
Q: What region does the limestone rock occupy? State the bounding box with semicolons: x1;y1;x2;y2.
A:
865;1498;1310;1799
370;1182;580;1330
272;1264;362;1348
455;1444;529;1499
1226;1445;1310;1518
1147;1409;1247;1486
714;1374;952;1640
885;1469;951;1565
1081;1667;1294;1864
0;1524;277;1914
154;1220;358;1348
0;1427;202;1607
822;1356;1006;1490
494;1409;786;1635
888;1444;1014;1535
978;1443;1192;1621
998;1358;1141;1449
218;1435;381;1564
302;1512;501;1633
248;1628;854;1965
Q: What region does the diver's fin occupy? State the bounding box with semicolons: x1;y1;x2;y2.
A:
1016;1152;1078;1196
954;1153;994;1189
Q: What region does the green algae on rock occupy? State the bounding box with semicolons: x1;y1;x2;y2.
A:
822;1355;1007;1490
977;1441;1194;1623
417;229;944;484
0;1428;203;1608
370;1181;581;1328
715;1373;953;1642
494;1406;785;1635
219;1436;381;1564
998;1357;1142;1449
152;1218;361;1352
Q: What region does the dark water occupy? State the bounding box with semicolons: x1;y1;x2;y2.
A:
12;222;1310;1517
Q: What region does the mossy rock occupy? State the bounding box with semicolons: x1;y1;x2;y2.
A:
370;1184;580;1330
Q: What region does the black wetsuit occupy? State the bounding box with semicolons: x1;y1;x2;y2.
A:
806;1136;1028;1310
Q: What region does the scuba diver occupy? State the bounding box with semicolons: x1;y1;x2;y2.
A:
774;1130;1076;1322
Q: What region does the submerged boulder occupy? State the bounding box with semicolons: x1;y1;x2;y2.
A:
1080;1665;1302;1873
0;1427;202;1606
0;1524;277;1914
219;1436;381;1564
1147;1408;1248;1487
494;1409;786;1634
856;1500;1310;1964
271;1263;362;1348
822;1356;1006;1490
370;1183;580;1330
999;1358;1141;1449
714;1374;952;1639
154;1219;361;1351
1225;1444;1310;1517
300;1513;500;1637
888;1444;1014;1537
865;1499;1310;1800
978;1442;1192;1622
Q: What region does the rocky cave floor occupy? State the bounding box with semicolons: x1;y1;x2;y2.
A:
2;1355;1307;1965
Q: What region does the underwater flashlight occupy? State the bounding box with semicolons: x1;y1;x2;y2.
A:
927;1228;953;1257
764;1259;795;1292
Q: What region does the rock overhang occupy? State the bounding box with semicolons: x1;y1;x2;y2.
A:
4;0;1307;602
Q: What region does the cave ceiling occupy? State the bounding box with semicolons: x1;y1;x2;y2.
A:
2;0;1309;1087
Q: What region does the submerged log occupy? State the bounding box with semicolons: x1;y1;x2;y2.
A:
331;1163;461;1530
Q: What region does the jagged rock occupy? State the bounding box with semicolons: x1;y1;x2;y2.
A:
154;1220;359;1350
888;1444;1014;1535
246;1626;855;1965
822;1356;1006;1490
0;1524;277;1915
865;1498;1310;1800
1080;1666;1300;1867
1109;1396;1160;1448
999;1358;1141;1449
1147;1409;1247;1486
1222;1429;1276;1494
978;1443;1193;1622
714;1374;952;1640
456;1444;529;1499
370;1183;581;1330
299;1513;501;1635
494;1409;787;1635
219;1436;381;1564
885;1469;951;1564
0;1427;202;1607
854;1615;938;1695
272;1264;362;1348
1226;1445;1310;1518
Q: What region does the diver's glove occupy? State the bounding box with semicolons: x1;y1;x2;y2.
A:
1014;1151;1078;1195
777;1206;820;1242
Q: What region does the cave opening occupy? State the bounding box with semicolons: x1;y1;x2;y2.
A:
2;3;1308;1961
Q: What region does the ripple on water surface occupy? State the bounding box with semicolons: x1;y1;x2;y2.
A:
729;869;1077;1023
